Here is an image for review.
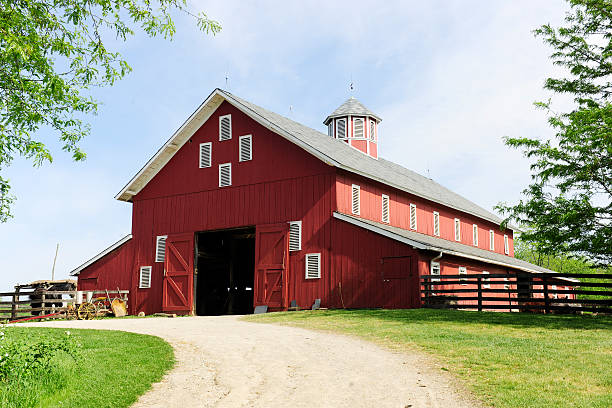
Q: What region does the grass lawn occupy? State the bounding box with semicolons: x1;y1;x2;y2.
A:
0;327;174;408
245;309;612;408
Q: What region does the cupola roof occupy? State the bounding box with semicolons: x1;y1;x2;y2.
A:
323;97;382;125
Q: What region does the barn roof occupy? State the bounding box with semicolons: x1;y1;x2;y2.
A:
115;89;506;227
70;234;132;276
333;212;577;282
323;97;382;124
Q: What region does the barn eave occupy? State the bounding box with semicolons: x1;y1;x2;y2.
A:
69;234;132;276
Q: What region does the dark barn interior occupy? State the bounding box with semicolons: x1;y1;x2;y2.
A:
195;227;256;315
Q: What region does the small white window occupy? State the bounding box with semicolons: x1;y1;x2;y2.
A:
410;204;417;230
381;194;390;223
155;235;167;263
239;135;252;162
353;117;364;139
369;120;375;141
328;122;334;137
139;266;152;289
351;184;360;215
219;163;231;187
504;234;509;255
454;218;461;241
430;261;440;282
489;230;495;251
473;224;478;246
288;221;302;251
482;271;490;288
433;211;440;236
219;114;232;141
199;142;212;168
336;118;347;139
305;253;321;279
458;266;467;284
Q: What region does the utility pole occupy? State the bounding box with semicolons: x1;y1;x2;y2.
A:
51;243;59;281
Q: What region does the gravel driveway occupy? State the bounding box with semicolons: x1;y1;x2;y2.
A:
28;316;479;408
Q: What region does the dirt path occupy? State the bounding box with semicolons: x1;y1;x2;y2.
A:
28;316;480;408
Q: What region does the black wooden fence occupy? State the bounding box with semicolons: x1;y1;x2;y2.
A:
421;272;612;314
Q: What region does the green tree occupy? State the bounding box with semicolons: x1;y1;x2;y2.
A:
0;1;220;221
497;0;612;266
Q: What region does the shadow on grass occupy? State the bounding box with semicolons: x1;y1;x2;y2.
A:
278;308;612;331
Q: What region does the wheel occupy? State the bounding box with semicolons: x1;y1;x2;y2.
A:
93;300;108;317
78;302;96;320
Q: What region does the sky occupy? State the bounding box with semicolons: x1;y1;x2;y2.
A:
0;0;570;290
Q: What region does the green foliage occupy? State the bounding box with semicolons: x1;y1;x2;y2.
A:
496;0;612;265
0;1;221;222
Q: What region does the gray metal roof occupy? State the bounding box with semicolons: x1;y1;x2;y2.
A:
222;90;505;227
333;212;568;277
323;97;382;124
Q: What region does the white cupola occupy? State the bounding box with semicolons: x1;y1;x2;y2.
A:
324;97;382;159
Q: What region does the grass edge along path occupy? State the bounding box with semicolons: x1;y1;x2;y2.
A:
1;327;174;408
244;309;612;408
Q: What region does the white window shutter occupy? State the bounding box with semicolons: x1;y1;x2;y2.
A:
337;118;346;139
219;114;232;141
454;219;461;241
328;122;334;137
199;142;212;168
155;236;167;263
219;163;232;187
369;120;375;141
433;212;440;236
351;184;360;215
305;253;321;279
239;135;252;162
490;230;495;250
381;194;390;223
410;204;417;230
139;266;152;289
288;221;302;251
473;224;478;246
504;235;509;255
353;118;364;139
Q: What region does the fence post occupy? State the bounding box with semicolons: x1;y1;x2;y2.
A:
477;277;483;312
542;276;550;314
41;291;46;316
11;287;20;321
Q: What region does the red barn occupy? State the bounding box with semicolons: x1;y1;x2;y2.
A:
70;89;566;315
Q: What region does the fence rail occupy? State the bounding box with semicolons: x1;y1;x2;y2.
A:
0;289;129;321
421;272;612;314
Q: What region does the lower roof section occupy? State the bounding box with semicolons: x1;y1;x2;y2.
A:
333;212;568;277
70;234;132;276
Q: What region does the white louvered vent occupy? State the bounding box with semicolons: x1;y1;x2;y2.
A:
351;184;360;215
410;204;417;230
139;266;152;289
369;120;375;141
381;194;390;223
354;118;364;139
504;234;509;255
199;142;211;168
454;218;461;241
288;221;302;251
155;236;167;263
482;271;490;288
337;118;346;139
489;230;495;250
433;211;440;236
239;135;252;162
459;266;467;284
219;114;232;141
219;163;231;187
305;253;321;279
328;122;334;137
473;224;478;246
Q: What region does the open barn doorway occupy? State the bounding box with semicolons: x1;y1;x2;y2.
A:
195;227;256;315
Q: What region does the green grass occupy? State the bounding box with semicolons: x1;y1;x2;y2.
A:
245;309;612;408
0;328;174;408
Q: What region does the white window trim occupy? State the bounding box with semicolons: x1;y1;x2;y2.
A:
454;218;461;241
139;266;152;289
489;230;495;251
219;163;232;187
410;204;417;230
433;211;440;236
430;261;440;282
504;234;510;255
219;114;232;141
239;134;252;162
352;117;366;140
351;184;360;215
328;122;334;137
381;194;390;223
458;266;467;285
155;235;167;263
305;253;321;279
336;118;347;139
473;224;478;247
482;271;490;288
199;142;212;168
288;221;302;252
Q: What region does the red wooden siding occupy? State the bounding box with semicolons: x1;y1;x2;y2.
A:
77;240;135;292
336;170;515;257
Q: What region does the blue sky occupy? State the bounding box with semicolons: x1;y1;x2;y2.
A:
0;1;569;290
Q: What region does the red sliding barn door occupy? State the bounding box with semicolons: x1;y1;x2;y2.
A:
254;223;289;310
162;233;194;314
381;256;417;309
